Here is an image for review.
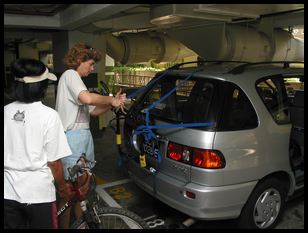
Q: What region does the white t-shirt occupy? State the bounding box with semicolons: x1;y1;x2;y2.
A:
55;69;95;131
4;101;72;203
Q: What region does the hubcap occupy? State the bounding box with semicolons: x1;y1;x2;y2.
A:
253;188;281;228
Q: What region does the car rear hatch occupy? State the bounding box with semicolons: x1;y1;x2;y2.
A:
124;70;222;185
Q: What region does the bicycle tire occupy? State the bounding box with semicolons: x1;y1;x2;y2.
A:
71;206;149;229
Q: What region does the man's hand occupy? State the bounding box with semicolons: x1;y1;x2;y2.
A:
58;182;75;201
77;172;92;200
48;159;75;201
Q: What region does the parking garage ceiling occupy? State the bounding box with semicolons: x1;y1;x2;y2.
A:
4;4;304;61
4;4;71;16
4;4;304;32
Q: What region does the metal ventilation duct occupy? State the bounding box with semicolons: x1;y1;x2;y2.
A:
106;32;196;64
105;24;303;64
99;4;304;63
167;24;304;62
272;29;304;61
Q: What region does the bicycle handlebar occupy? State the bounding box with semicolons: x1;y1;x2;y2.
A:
67;155;96;181
68;164;83;178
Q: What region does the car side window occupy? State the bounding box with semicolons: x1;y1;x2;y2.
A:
218;82;258;131
256;76;290;124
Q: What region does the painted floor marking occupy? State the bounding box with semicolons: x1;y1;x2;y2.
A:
95;186;122;208
95;178;132;207
95;180;143;229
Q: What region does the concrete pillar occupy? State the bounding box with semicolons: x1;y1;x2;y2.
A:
91;33;111;129
52;31;69;74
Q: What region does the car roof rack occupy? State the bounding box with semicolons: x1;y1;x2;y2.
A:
228;61;304;75
169;60;250;70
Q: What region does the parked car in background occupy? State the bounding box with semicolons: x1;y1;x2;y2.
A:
123;61;304;229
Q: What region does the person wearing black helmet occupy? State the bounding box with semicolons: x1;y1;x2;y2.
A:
4;58;74;229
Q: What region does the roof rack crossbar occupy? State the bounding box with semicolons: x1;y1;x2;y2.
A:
228;61;304;75
169;60;250;70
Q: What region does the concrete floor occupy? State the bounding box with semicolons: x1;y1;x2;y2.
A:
92;126;304;229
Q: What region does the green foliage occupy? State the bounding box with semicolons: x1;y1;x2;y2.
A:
112;63;163;73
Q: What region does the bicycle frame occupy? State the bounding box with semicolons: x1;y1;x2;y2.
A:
57;155;100;229
56;146;149;229
57;189;85;217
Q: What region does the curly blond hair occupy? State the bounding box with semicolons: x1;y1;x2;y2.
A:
63;43;102;69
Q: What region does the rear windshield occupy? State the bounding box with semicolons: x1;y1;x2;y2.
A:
138;75;218;126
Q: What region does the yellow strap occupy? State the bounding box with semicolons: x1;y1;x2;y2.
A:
139;154;147;167
116;134;122;145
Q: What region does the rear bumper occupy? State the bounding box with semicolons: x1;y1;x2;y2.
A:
128;160;257;220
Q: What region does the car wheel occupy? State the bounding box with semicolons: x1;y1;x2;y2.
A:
237;177;287;229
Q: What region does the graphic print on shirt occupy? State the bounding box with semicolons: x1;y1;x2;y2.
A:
75;105;89;123
12;110;25;123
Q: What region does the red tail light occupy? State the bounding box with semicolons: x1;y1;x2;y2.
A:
167;142;225;169
167;142;182;161
193;149;225;169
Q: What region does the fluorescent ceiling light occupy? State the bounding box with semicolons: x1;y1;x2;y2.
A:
150;15;182;25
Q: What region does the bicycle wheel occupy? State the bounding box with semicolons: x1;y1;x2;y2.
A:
72;207;149;229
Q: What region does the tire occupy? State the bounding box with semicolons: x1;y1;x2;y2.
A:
237;177;287;229
71;206;149;229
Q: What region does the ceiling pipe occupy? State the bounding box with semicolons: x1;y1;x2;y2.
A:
167;24;304;62
106;32;196;64
105;24;303;64
224;25;304;62
272;29;304;61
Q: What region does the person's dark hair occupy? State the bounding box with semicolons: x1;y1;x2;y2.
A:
11;58;49;103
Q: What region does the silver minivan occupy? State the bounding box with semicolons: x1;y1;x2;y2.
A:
122;61;304;229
